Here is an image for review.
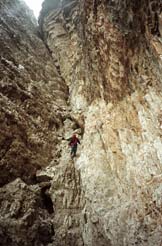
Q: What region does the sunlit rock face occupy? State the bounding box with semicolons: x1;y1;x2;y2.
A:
40;0;162;245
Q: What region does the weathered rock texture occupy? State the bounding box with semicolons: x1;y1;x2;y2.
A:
0;0;68;186
0;0;162;246
40;0;162;245
0;178;54;246
0;0;70;245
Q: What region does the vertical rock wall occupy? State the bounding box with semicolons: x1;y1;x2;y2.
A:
0;0;70;245
40;0;162;245
0;0;68;186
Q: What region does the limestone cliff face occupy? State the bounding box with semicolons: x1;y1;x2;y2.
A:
0;0;162;246
40;0;162;246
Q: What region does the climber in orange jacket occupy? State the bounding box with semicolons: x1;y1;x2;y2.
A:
68;134;80;158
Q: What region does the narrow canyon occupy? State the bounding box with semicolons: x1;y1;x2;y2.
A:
0;0;162;245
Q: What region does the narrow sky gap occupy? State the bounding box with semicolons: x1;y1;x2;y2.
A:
24;0;44;18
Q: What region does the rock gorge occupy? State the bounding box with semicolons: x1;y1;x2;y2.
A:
0;0;162;245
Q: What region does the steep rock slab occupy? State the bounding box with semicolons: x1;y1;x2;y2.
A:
0;0;68;186
37;117;84;246
40;0;162;245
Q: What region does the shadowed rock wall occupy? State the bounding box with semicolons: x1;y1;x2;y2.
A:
0;0;68;186
0;0;69;245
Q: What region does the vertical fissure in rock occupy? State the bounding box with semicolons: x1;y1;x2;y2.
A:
41;187;54;215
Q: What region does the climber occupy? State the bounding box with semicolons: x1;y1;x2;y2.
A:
68;134;80;158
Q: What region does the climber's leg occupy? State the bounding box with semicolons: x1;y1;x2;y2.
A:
73;145;77;157
71;145;77;158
